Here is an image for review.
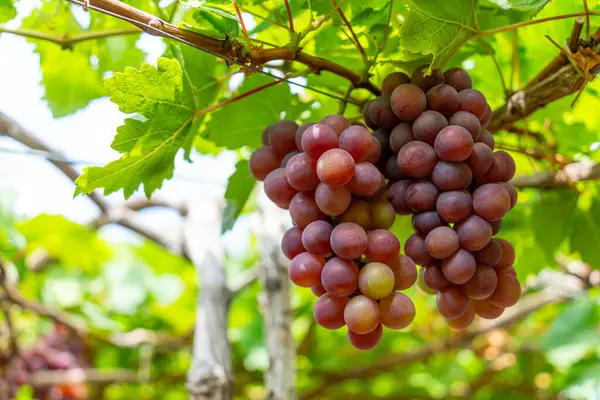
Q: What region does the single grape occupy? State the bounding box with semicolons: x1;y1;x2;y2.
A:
387;180;413;215
441;249;476;284
372;200;396;230
384;155;406;181
344;295;380;334
397;141;437;178
480;104;493;127
390;84;427;121
436;190;472;223
411;66;444;92
454;215;492;251
302;220;333;255
288;252;325;287
423;263;452;292
418;266;439;294
473;299;505;319
358;262;395;299
330;222;368;260
437;287;469;319
321;257;359;297
405;233;435;266
314;294;348;329
369;95;401;129
311;281;327;297
477;129;495;150
348;324;383;350
504;267;517;277
365;136;383;164
362;100;378;129
473;239;503;267
473;183;511;222
460;265;498;300
379;292;415;329
338;199;372;228
365;229;400;262
388;254;418;290
321;114;351;136
264;168;298;208
448;111;481;141
315;183;351;216
425;226;460;259
338;125;373;162
493;238;515;271
490;219;502;235
499;182;518;209
317;149;356;187
295;122;315;151
465;142;494;178
285;152;320;191
281;151;300;167
478;151;516;184
289;192;325;228
434;125;474;162
443;68;472;92
390;123;415;153
268;120;299;157
382;71;411;95
250;146;282;181
412;110;448;145
412;211;447;235
347;162;381;196
458;89;488;120
301;124;338;160
446;302;475;330
281;226;306;260
426;84;460;117
488;273;521;308
406;180;439;212
431;161;473;191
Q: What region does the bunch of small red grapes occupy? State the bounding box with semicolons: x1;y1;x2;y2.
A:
369;66;521;329
4;324;87;399
250;115;418;350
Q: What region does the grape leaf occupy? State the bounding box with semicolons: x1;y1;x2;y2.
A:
76;47;221;198
0;0;17;23
206;74;308;149
222;160;255;233
399;0;478;70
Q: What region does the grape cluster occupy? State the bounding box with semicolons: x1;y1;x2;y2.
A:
251;115;417;350
368;66;521;329
3;324;86;399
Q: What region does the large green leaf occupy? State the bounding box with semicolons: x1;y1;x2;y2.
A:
76;47;221;198
570;198;600;269
399;0;478;70
222;160;255;232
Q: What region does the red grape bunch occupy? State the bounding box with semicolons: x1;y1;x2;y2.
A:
366;65;521;329
250;115;418;350
5;324;87;399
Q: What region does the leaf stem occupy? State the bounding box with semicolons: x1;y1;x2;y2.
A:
583;0;591;40
284;0;295;33
476;37;509;98
477;11;600;36
330;0;366;59
243;9;288;31
231;0;248;38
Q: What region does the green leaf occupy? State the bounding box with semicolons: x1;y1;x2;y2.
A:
77;47;221;198
206;75;308;149
17;214;111;271
563;360;600;400
542;296;600;369
0;0;17;23
222;160;255;233
103;58;184;117
399;0;478;70
570;199;600;268
530;189;578;263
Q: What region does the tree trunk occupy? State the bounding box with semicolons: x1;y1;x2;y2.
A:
185;200;233;400
257;193;297;400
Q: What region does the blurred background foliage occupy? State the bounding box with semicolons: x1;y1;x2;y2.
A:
1;0;600;399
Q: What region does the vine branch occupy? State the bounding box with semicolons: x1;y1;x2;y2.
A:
0;27;140;49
